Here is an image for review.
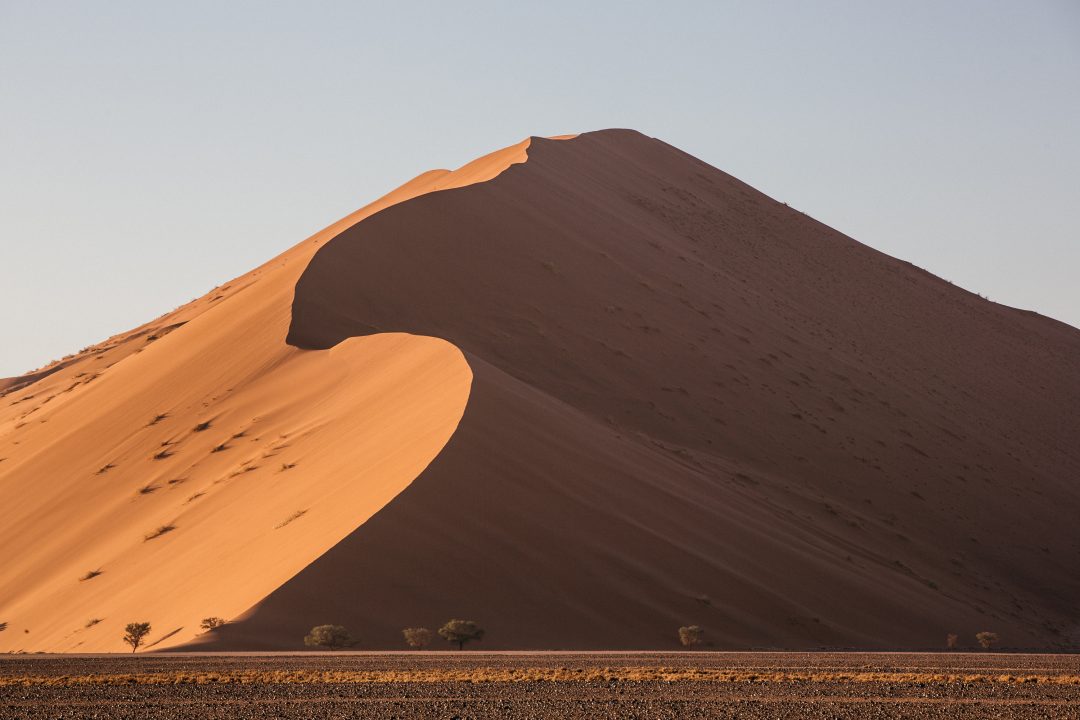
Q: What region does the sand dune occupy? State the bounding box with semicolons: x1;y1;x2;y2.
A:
0;139;536;652
2;130;1078;652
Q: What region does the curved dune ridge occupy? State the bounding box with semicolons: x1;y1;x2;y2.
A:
2;129;1079;653
0;136;558;653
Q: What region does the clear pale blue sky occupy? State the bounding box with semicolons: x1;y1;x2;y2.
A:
2;1;1078;376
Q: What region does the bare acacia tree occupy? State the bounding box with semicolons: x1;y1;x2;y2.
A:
123;622;152;653
438;619;484;650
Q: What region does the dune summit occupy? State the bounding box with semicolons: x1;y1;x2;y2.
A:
1;130;1078;653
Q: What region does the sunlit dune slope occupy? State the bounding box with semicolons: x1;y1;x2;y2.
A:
0;138;541;652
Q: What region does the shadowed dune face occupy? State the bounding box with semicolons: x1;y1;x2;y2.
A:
242;128;1080;651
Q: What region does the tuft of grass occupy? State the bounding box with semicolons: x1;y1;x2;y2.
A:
280;462;297;472
79;569;103;582
275;510;307;529
186;492;205;503
167;478;185;485
144;524;176;542
193;421;212;433
228;465;259;478
96;463;116;475
152;449;173;461
211;443;229;453
137;484;158;495
148;413;168;426
85;618;102;629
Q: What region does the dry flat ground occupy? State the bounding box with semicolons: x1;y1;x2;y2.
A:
1;652;1078;719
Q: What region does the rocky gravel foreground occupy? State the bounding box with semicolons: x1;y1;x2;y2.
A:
2;652;1078;719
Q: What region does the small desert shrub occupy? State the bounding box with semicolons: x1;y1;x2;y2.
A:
947;633;959;649
152;449;173;461
137;484;158;495
193;421;211;432
85;618;102;628
0;622;7;632
211;443;229;453
144;524;176;541
678;625;705;649
123;622;151;653
79;569;103;582
438;619;484;650
402;627;432;649
200;617;226;632
148;413;168;426
304;624;353;650
976;631;999;650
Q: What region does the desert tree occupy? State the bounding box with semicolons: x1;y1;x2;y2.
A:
200;617;227;632
438;619;485;650
402;627;432;650
946;633;959;650
123;622;152;653
678;625;705;649
304;624;353;650
975;631;999;650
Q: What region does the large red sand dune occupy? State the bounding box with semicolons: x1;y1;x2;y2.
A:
1;130;1077;652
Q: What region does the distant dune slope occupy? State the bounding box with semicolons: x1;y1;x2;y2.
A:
2;130;1078;652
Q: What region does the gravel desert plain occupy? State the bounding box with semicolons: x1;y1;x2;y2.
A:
2;652;1079;719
